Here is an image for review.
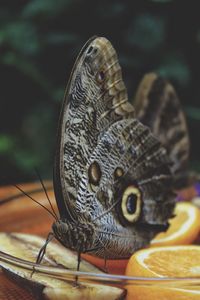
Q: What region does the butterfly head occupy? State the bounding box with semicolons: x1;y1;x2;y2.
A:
52;219;95;253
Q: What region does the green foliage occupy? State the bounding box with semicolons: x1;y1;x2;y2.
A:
0;135;14;154
157;52;191;87
22;0;74;19
150;0;173;2
0;0;200;183
0;21;40;55
185;107;200;121
127;14;166;52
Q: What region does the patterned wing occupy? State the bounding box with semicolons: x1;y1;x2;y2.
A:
133;73;190;178
75;117;175;258
53;37;134;220
53;38;176;258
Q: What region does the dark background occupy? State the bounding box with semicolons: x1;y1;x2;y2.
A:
0;0;200;185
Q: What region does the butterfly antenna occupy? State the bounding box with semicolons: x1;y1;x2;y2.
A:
34;169;59;221
13;184;58;221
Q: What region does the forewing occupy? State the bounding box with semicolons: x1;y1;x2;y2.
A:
53;37;134;219
133;73;190;178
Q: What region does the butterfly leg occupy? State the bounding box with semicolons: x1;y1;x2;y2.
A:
77;249;82;271
103;256;108;273
31;232;54;277
36;232;54;264
74;248;82;285
83;245;108;273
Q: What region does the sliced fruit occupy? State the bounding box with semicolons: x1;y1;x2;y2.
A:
0;233;125;300
151;202;200;246
125;245;200;300
192;197;200;208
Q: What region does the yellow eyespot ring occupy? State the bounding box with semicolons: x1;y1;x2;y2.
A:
121;185;142;223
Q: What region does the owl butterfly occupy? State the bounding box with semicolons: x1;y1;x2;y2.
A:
51;36;189;260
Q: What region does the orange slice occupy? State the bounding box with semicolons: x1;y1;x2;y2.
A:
125;245;200;300
150;202;200;246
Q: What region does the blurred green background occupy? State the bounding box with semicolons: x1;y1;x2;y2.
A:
0;0;200;185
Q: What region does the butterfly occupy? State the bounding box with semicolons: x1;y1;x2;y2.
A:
50;36;189;260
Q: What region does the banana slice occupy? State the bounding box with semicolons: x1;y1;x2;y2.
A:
0;233;125;300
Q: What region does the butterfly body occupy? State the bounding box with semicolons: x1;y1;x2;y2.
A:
52;37;188;259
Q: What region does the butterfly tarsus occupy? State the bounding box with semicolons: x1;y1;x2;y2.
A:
75;248;82;284
103;256;108;273
36;232;54;264
30;232;54;278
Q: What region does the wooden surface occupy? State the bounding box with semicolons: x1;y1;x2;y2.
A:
0;181;56;300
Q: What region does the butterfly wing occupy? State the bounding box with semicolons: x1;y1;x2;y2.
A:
53;37;175;258
133;73;190;178
76;117;174;258
53;37;134;220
